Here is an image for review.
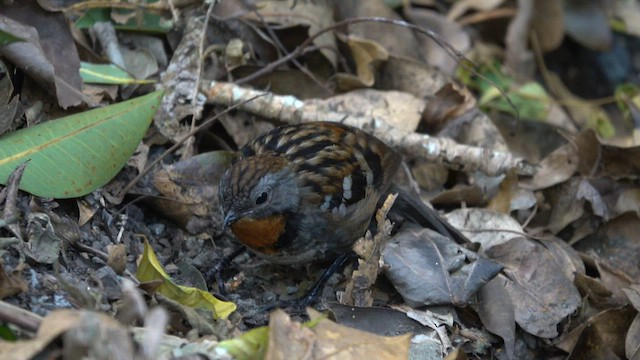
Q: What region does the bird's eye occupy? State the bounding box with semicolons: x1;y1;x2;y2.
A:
255;191;268;205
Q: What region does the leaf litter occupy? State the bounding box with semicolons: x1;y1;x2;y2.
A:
1;1;640;359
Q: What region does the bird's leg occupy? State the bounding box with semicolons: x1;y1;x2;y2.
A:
203;246;247;295
268;251;358;311
302;251;357;305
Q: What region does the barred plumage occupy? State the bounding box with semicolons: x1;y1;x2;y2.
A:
218;121;401;264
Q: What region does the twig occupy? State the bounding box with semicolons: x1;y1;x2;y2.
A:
202;81;536;176
0;300;42;333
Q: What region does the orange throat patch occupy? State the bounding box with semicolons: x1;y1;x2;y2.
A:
230;215;286;254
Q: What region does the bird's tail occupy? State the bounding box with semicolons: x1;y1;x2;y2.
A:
386;183;470;245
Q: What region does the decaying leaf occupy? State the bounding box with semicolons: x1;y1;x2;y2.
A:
335;34;388;90
0;262;28;299
22;213;61;265
446;208;523;251
218;309;411;359
477;276;516;360
556;306;635;358
150;151;235;232
485;237;581;338
383;226;503;306
420;83;477;134
520;141;579;191
575;214;640;282
0;3;84;108
0;309;133;360
249;0;337;67
308;309;412;359
328;304;429;337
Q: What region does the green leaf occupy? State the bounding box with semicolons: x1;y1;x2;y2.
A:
217;326;269;360
75;6;173;33
614;82;640;122
80;62;154;85
459;60;551;120
480;81;551;120
0;91;163;198
587;110;615;139
0;324;16;341
0;29;25;47
216;313;324;359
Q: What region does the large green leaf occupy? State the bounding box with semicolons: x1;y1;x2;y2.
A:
0;91;163;198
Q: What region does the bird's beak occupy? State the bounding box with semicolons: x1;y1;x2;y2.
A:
223;210;238;230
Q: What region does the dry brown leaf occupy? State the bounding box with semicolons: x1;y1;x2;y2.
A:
626;313;640;360
76;199;97;227
556;306;635;358
575;273;623;309
404;8;471;74
335;34;388;90
572;129;640;179
576;179;609;220
383;226;503;306
107;243;127;275
540;235;585;281
0;262;28;299
614;188;640;217
521;142;579;191
343;194;396;307
447;0;506;21
328;304;431;338
477;276;515;359
410;159;449;192
22;213;61;265
266;310;316;360
487;169;519;214
0;310;133;360
150;151;234;232
265;309;412;359
485;237;581;338
574;214;640;282
334;0;423;61
250;0;337;67
545;177;585;234
439;108;508;154
0;2;84;108
420;83;477;134
311;309;412;359
445;208;523;251
430;185;485;208
377;56;449;98
232;66;332;99
532;0;565;52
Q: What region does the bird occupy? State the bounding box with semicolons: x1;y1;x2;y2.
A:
218;121;468;266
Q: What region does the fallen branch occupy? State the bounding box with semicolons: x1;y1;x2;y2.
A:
202;81;536;177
